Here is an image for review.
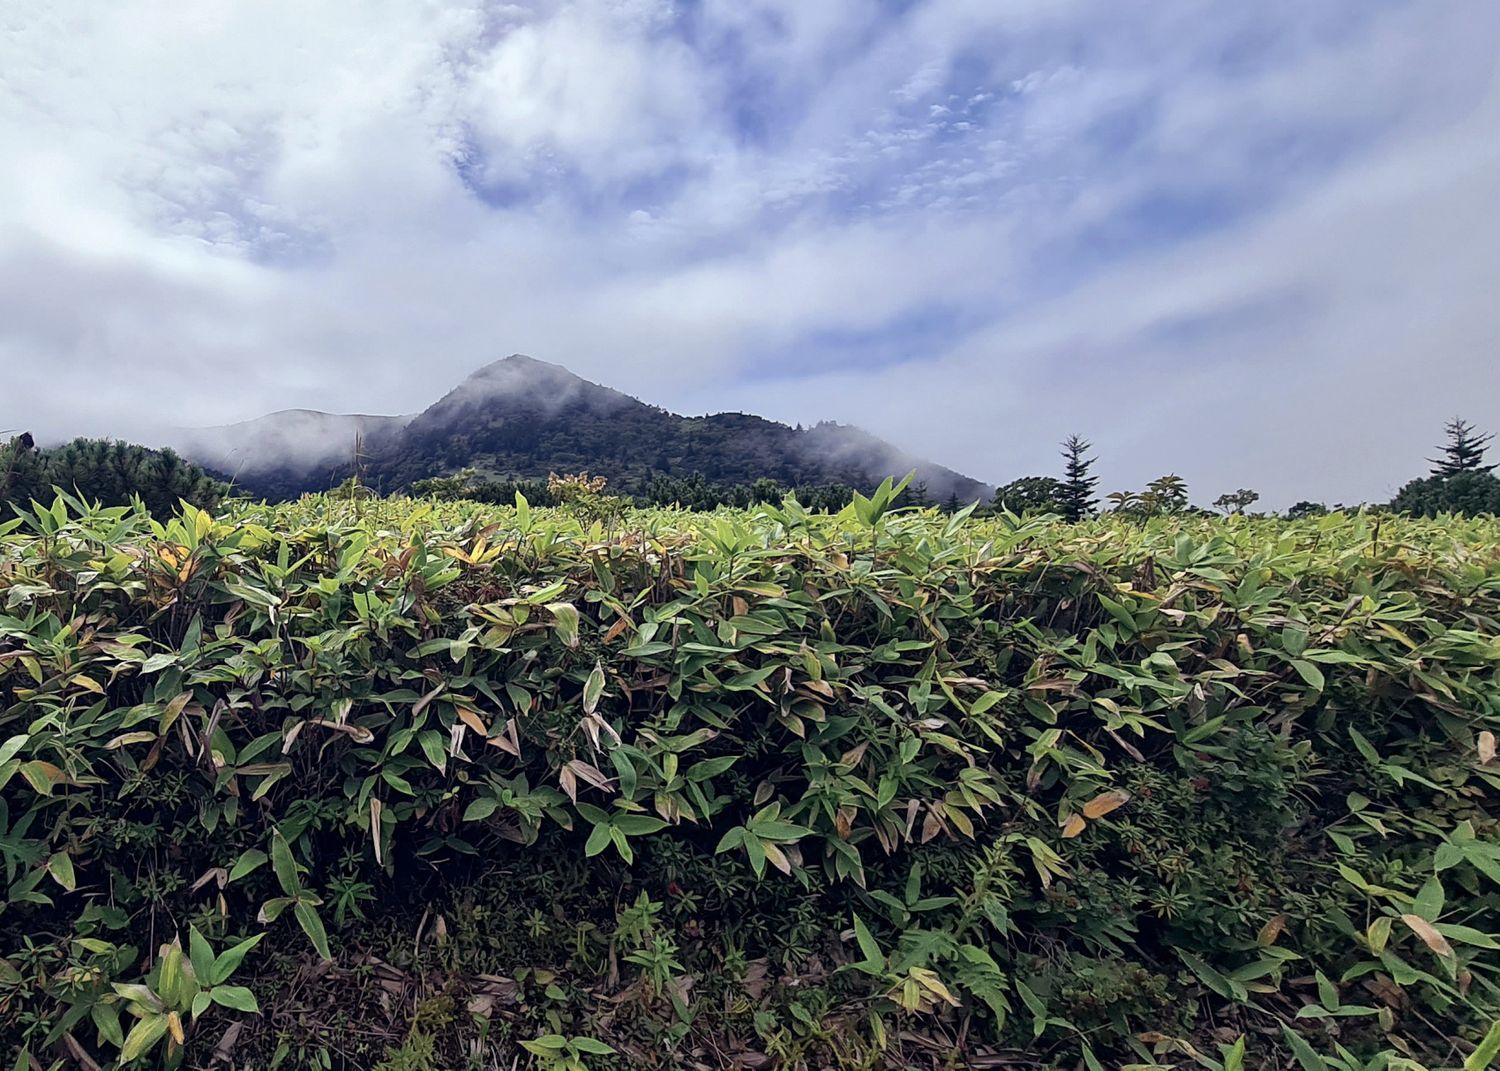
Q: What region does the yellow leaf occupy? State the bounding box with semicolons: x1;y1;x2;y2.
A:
1257;913;1288;946
1061;814;1087;839
909;967;960;1007
1082;789;1131;819
1401;914;1454;959
73;674;104;695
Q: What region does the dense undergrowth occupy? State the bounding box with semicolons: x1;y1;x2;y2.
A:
2;489;1498;1069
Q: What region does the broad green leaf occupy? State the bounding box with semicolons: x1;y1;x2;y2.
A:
270;831;299;896
210;985;260;1013
294;901;332;961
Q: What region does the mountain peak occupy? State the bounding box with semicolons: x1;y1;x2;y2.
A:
172;354;992;502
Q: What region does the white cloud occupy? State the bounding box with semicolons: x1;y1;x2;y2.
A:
0;0;1496;508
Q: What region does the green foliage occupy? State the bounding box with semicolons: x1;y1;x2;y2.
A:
411;467;557;507
1391;471;1500;517
0;435;226;517
1212;488;1260;515
1109;473;1193;516
993;475;1066;516
521;1032;616;1071
1389;419;1500;518
1;493;1498;1068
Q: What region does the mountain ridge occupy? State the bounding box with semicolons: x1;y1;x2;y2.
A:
173;355;992;502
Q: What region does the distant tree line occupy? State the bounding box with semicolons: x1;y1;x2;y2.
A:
7;416;1499;522
1;435;226;517
990;418;1500;520
411;467;917;514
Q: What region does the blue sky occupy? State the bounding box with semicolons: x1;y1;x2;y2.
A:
1;0;1498;506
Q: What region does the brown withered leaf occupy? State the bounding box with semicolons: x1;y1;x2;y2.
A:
1257;913;1289;946
1060;814;1087;839
1479;730;1496;765
602;614;631;644
1401;914;1454;958
1361;973;1407;1009
190;867;228;893
1082;789;1131;819
311;719;374;744
211;1022;245;1065
455;707;489;737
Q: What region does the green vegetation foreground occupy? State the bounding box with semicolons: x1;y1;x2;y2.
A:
2;490;1498;1070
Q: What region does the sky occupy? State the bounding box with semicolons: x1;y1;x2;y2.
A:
1;0;1498;509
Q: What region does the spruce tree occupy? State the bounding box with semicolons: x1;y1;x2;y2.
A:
1058;434;1098;522
1428;418;1495;477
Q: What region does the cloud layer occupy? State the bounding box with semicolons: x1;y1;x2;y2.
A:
2;0;1497;507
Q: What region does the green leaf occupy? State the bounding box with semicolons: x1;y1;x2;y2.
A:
583;662;605;714
418;729;447;773
686;755;737;781
119;1013;169;1063
227;848;268;883
91;1002;125;1048
47;851;76;892
1466;1019;1500;1071
1315;970;1340;1011
584;822;612;857
294;901;332;961
270;831;300;896
1413;875;1445;922
463;797;500;822
572;1037;616;1055
1435;923;1500;949
744;832;766;877
1291;659;1325;692
612;815;668;836
188;926;215;983
1279;1024;1327;1071
611;748;638;799
522;1035;569;1055
0;733;28;766
1348;726;1381;765
1179;950;1248;1003
210;985;260;1013
851;913;884;967
211;932;265;985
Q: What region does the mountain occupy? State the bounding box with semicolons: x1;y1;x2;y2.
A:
169;410;412;499
175;355;991;502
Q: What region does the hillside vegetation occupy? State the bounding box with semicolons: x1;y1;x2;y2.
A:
1;491;1498;1070
170;356;991;503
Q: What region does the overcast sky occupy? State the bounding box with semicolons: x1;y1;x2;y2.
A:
2;1;1498;508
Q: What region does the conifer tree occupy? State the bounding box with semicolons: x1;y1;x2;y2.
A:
1427;418;1495;477
1058;434;1098;522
